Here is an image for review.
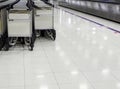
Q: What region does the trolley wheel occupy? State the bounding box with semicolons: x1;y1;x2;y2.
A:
0;38;2;50
44;29;56;41
24;37;31;46
21;37;25;45
29;43;34;51
9;37;18;46
52;29;56;41
4;47;9;51
28;36;34;51
4;43;9;51
28;46;33;51
41;30;45;37
4;38;9;51
35;30;41;38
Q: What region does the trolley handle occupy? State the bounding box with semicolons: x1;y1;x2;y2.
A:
26;0;34;10
30;0;54;9
27;0;40;9
7;0;33;11
7;0;20;10
0;0;8;3
41;0;54;7
0;0;20;9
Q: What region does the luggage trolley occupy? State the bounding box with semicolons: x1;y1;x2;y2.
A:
32;0;56;40
4;0;35;51
0;8;7;50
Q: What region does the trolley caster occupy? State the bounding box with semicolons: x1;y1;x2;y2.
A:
28;42;34;51
51;29;56;41
24;37;31;46
35;30;41;38
0;38;3;51
0;47;2;51
0;36;7;51
4;47;9;51
29;46;33;51
4;44;9;51
24;37;34;51
44;29;56;41
40;30;45;37
4;38;10;51
9;37;18;46
4;37;18;51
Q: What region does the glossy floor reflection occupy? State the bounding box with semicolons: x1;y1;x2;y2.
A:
0;7;120;89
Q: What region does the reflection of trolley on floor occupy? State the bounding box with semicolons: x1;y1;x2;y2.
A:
4;0;35;51
32;0;56;41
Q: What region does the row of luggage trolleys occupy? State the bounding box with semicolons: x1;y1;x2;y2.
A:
0;0;56;51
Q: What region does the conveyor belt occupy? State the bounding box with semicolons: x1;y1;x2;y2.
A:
59;0;120;23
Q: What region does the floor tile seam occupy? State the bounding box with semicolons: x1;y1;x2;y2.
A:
75;61;105;72
80;71;96;89
110;72;120;82
97;62;120;82
32;72;53;75
72;59;119;88
0;85;24;88
42;45;94;89
68;58;96;89
71;54;120;87
23;51;26;89
42;46;61;89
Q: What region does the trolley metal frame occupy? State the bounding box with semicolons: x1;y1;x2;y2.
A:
4;0;35;51
31;0;56;40
0;9;7;50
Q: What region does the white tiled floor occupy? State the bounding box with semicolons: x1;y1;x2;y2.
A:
0;7;120;89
